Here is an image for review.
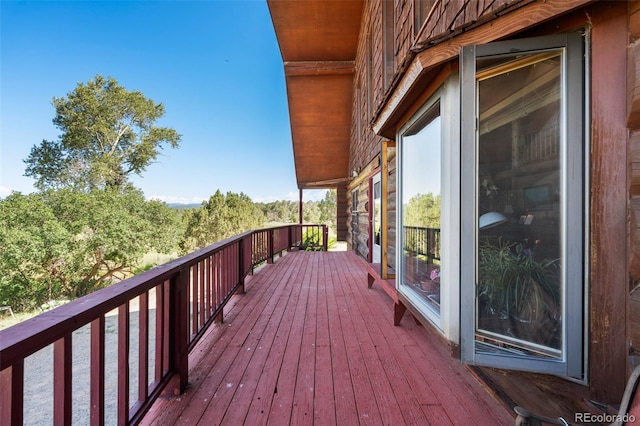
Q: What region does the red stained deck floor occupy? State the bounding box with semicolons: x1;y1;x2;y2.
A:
141;251;513;425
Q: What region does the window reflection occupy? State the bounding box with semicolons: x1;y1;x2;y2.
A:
476;52;562;356
401;105;441;314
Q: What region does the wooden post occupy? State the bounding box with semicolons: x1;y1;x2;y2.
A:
53;336;72;425
323;225;328;251
589;1;627;402
90;317;105;426
117;304;130;424
1;362;24;426
238;239;245;294
299;189;303;224
168;269;189;395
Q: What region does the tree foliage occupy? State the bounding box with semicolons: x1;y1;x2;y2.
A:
24;75;181;191
317;189;337;234
180;190;266;254
404;193;441;228
0;193;70;310
0;189;181;310
259;200;299;224
257;190;338;235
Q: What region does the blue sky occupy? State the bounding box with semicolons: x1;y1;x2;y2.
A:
1;0;325;203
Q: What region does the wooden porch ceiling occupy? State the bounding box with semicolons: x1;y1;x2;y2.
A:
267;0;363;189
141;251;514;425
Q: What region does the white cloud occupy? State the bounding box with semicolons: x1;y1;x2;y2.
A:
254;189;328;203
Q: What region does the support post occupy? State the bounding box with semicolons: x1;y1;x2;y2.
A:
299;189;303;224
323;225;328;251
238;239;245;294
168;268;189;395
53;336;72;425
0;362;24;425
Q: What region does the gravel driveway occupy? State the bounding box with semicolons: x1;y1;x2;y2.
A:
22;304;155;426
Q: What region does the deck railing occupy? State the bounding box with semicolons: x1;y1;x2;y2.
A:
403;226;440;261
0;224;327;425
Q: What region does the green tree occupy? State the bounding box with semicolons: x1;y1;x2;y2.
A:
404;193;441;228
180;190;265;253
24;75;181;191
43;188;182;297
303;200;321;224
0;188;182;309
259;200;298;224
317;189;337;234
0;193;70;310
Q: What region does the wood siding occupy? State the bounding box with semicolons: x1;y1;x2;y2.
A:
589;1;628;402
629;0;640;378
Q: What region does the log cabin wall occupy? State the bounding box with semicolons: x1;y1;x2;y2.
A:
386;147;397;272
342;0;635;404
336;185;349;241
347;0;532;248
347;178;370;259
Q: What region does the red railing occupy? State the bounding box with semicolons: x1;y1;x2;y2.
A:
0;224;327;425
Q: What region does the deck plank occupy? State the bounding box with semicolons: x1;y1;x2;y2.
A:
324;255;359;426
141;251;513;426
220;256;301;426
242;254;307;426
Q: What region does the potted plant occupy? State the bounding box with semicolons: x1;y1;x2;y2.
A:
477;239;560;347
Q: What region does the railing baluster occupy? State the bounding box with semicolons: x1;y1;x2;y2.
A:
207;255;216;320
191;264;198;337
214;254;218;315
138;292;149;404
154;282;164;385
53;335;72;425
118;302;130;425
1;361;24;425
199;259;206;327
90;316;105;426
162;280;170;376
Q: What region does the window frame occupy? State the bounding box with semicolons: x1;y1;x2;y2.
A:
459;32;587;380
396;77;460;338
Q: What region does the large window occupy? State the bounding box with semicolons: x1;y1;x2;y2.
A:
461;33;586;379
397;77;460;334
400;102;442;315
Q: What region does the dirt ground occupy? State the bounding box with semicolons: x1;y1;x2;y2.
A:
21;299;154;425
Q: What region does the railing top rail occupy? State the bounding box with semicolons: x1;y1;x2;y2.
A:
0;223;323;369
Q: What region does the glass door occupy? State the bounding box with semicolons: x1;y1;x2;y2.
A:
461;33;585;379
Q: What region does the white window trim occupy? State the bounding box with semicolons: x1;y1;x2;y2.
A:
396;75;460;340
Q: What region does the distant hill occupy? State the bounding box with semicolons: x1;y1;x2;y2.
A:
168;203;201;210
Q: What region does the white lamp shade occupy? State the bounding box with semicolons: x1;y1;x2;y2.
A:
479;211;508;230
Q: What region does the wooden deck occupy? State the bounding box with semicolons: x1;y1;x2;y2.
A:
141;250;513;425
